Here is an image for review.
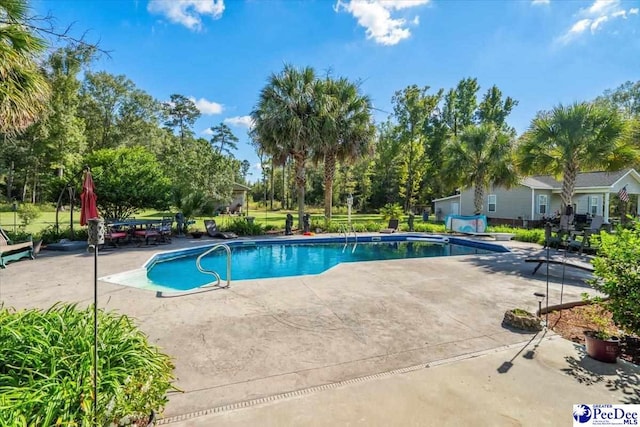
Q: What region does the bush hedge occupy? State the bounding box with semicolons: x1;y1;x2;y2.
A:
591;219;640;336
0;304;175;426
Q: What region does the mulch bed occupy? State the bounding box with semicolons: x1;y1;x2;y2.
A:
547;305;640;365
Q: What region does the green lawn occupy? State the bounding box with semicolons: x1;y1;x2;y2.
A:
0;206;418;236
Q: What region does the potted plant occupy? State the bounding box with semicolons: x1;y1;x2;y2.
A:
582;300;619;363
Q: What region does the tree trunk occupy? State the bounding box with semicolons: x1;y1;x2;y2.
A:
270;157;275;210
293;152;306;228
7;160;14;198
324;153;337;220
473;176;484;215
32;163;38;203
281;163;286;210
561;162;578;211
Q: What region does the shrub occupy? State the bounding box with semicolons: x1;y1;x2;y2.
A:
225;218;264;236
489;225;545;245
0;304;175;426
39;225;88;244
17;203;41;227
379;203;404;221
591;219;640;335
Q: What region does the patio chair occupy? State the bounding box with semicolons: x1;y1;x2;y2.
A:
158;216;174;243
104;225;128;247
380;219;399;234
204;220;238;239
0;226;34;268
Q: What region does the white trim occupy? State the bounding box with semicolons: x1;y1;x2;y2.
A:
611;169;640;188
432;194;461;202
531;188;535;221
487;195;496;213
538;194;548;215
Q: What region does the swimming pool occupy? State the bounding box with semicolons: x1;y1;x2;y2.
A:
101;234;509;293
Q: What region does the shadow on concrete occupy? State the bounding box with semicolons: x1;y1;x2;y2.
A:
497;329;548;374
456;249;594;289
562;344;640;404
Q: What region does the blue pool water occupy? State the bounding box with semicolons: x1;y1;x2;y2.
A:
146;237;497;291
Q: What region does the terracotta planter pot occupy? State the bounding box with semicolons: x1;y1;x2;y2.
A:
584;331;620;363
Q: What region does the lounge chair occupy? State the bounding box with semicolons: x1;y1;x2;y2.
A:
380;219;399;234
204;220;238;239
0;226;34;268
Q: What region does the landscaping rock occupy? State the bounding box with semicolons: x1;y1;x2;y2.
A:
503;309;543;332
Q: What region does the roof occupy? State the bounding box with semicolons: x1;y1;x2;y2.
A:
432;194;461;202
232;182;251;191
522;169;638;190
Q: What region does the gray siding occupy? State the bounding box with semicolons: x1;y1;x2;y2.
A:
433;197;461;220
459;185;553;220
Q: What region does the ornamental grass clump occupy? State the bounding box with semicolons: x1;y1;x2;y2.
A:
0;304;175;426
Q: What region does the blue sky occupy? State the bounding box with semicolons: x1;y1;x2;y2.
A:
34;0;640;181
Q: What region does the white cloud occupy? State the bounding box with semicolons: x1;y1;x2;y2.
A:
587;0;618;16
630;8;639;15
557;0;638;44
590;15;608;31
201;128;214;136
531;0;550;5
190;97;223;115
334;0;429;46
223;115;255;129
147;0;225;31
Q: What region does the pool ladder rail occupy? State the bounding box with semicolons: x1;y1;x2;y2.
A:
340;223;358;253
155;243;232;298
196;243;232;288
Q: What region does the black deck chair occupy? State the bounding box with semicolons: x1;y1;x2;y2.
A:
204;220;238;239
380;219;399;234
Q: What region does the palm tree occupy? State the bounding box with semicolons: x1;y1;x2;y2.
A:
314;77;375;220
443;123;518;214
517;102;636;210
0;0;51;136
251;64;322;227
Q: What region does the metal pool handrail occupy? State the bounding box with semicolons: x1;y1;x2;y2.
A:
196;243;232;288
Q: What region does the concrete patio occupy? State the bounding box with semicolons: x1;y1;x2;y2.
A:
1;235;634;425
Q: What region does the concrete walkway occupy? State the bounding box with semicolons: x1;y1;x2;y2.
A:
0;235;614;425
166;336;640;426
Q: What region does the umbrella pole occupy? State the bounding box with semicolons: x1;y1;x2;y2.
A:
87;219;104;425
93;243;98;424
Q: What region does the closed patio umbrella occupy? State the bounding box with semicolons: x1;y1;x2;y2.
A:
80;168;99;226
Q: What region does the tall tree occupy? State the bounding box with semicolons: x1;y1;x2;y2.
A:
163;94;200;145
476;85;518;130
314;77;375;219
0;0;50;136
251;64;322;227
598;80;640;119
443;124;518;214
441;78;479;137
209;122;239;156
392;85;441;212
517;102;637;209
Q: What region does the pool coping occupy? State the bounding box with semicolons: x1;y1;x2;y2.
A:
99;233;510;294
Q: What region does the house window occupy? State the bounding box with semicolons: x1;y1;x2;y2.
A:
538;195;548;215
590;196;598;216
488;195;496;213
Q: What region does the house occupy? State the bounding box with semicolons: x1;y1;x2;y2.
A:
229;182;251;214
432;169;640;224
